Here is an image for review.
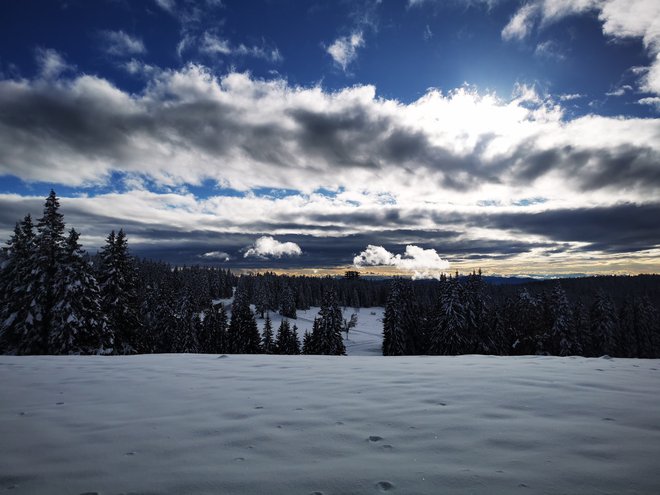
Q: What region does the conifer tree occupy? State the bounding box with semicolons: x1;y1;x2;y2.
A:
98;229;142;354
589;290;617;356
382;278;416;355
50;229;111;354
302;330;313;354
199;303;228;353
262;314;275;353
429;275;467;355
275;319;292;354
227;281;261;353
279;285;297;319
310;288;346;355
0;215;38;354
291;324;301;354
548;283;572;356
32;190;67;353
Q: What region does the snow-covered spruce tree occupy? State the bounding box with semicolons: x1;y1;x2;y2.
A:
548;283;572;356
227;281;261;353
382;278;416;356
279;285;297;319
310;288;346;355
465;270;494;354
635;297;659;358
32;190;67;354
588;290;617;357
199;303;228;353
291;324;301;355
569;299;588;357
50;229;111;354
254;280;268;319
302;330;313;354
429;275;468;355
172;292;200;353
261;314;275;353
98;229;142;354
617;297;638;358
275;318;292;354
0;215;38;354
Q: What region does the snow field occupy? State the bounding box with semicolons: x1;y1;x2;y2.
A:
1;354;659;494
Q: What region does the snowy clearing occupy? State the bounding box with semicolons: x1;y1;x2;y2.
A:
1;354;660;494
217;299;385;356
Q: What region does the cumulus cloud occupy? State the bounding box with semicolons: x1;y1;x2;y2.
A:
201;250;231;261
244;236;302;259
327;32;364;71
100;30;146;56
353;244;450;279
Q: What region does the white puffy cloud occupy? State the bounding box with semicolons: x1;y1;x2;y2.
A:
327;32;364;71
100;30;146;56
201;250;231;261
353;244;450;279
244;236;302;259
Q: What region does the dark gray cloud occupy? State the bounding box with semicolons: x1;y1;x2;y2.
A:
478;203;660;253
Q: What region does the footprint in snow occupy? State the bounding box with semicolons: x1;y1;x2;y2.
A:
368;435;383;442
234;457;245;462
375;480;394;491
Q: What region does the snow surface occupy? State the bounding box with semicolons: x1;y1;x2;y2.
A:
1;354;660;494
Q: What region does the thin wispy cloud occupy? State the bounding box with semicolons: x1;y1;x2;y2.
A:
100;30;146;57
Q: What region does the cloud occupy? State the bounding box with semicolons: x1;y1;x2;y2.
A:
1;65;660;202
559;93;585;101
327;32;364;71
502;3;539;41
244;236;302;259
353;244;450;279
638;96;660;110
201;250;231;261
534;40;566;60
35;48;72;80
100;30;146;57
606;84;633;96
154;0;176;13
186;32;283;62
501;0;660;95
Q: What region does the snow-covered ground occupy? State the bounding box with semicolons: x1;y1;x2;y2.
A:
1;354;660;494
216;299;385;356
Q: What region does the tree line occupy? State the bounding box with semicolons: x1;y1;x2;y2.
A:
382;273;660;358
2;191;659;358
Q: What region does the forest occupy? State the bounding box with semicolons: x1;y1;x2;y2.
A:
1;191;659;358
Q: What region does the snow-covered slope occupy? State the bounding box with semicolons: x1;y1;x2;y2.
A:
1;354;659;494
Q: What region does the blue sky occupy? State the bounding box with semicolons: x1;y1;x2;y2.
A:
1;0;659;276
